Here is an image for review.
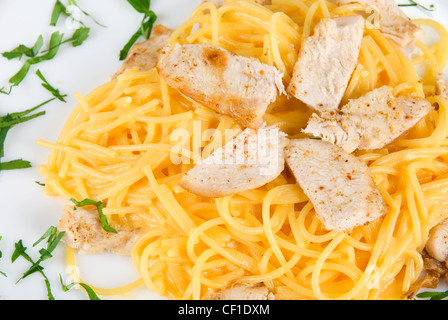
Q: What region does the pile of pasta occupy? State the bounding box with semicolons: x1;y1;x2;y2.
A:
38;0;448;299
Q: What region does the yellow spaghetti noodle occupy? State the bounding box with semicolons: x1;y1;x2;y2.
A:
37;0;448;300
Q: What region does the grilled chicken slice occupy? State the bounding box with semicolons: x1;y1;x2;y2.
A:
336;0;424;47
58;205;140;255
303;86;432;153
115;24;173;77
285;139;387;232
436;74;448;97
426;219;448;262
202;0;272;7
157;43;285;129
287;15;364;113
179;126;288;198
210;284;275;300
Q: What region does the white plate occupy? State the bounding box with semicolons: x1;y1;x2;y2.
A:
0;0;446;300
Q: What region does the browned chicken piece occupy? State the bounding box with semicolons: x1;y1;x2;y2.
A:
285;138;388;232
336;0;424;47
426;219;448;262
436;74;448;97
202;0;272;7
404;251;448;299
179;126;288;198
114;24;173;77
287;15;365;113
303;86;432;153
210;284;275;300
157;43;285;129
58;205;140;255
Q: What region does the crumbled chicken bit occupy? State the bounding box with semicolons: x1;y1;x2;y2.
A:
287;15;365;113
285;138;388;232
336;0;424;47
426;219;448;262
157;43;285;129
179;125;288;198
202;0;272;7
436;74;448;98
404;251;448;299
114;24;173;77
303;86;432;153
58;205;140;255
209;284;275;300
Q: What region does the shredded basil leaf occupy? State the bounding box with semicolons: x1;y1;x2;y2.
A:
119;0;157;60
0;97;57;171
398;0;435;11
51;0;105;28
0;159;32;171
67;0;106;27
36;70;67;102
8;31;64;87
12;227;66;300
50;0;85;27
59;275;101;300
416;290;448;300
2;35;44;61
70;198;118;233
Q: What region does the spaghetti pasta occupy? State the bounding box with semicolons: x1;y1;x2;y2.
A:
38;0;448;300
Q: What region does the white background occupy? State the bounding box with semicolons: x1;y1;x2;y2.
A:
0;0;445;300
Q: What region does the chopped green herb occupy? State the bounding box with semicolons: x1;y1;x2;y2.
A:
12;227;66;300
40;27;90;54
69;27;90;47
0;86;13;95
6;27;89;89
12;240;54;300
67;0;106;28
36;70;67;102
8;31;64;87
0;159;32;171
70;198;118;233
51;0;105;28
0;97;57;172
59;275;101;300
35;181;46;186
2;35;44;61
119;0;157;60
50;0;85;27
398;0;435;12
416;290;448;300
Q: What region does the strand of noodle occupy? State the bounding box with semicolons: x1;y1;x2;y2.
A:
186;217;224;262
396;96;448;147
36;140;96;166
217;197;264;235
144;166;196;234
242;252;302;283
269;12;287;74
311;232;347;300
415;40;440;83
303;1;319;37
65;247;144;297
414;18;448;69
318;0;331;18
191;249;218;300
262;186;296;279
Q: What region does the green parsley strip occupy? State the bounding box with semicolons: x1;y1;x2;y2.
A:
12;226;66;300
59;275;101;300
119;0;157;60
70;198;118;233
